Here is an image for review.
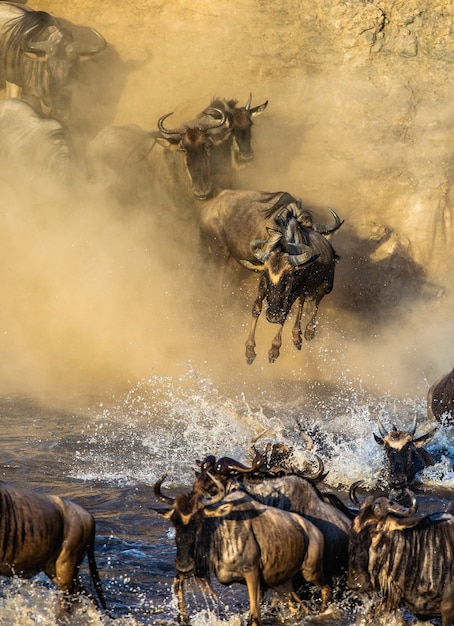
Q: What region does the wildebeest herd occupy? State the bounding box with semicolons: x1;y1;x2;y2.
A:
0;2;452;625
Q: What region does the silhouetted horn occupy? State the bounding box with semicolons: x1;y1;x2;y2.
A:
215;455;263;476
349;480;365;506
154;473;175;504
201;471;226;506
245;93;252;110
313;208;344;235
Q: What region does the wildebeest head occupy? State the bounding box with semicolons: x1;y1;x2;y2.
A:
152;473;231;577
347;480;418;593
373;415;437;498
248;212;320;325
156;108;227;199
204;94;268;167
10;10;106;121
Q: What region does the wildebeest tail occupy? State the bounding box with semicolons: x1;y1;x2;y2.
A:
87;527;107;611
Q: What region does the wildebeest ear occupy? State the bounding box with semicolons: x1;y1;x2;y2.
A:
413;427;437;447
155;136;179;149
373;432;384;446
149;506;174;519
250;101;268;116
203;503;234;518
238;260;264;272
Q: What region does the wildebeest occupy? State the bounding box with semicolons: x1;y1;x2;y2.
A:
153;472;330;626
348;482;454;626
199;190;341;363
373;414;437;498
0;98;74;191
427;367;454;425
197;94;268;184
0;3;106;121
0;479;106;615
85;107;227;207
194;455;353;590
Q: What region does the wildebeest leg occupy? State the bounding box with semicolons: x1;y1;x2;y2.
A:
292;299;304;350
245;290;265;365
244;569;262;626
268;324;284;363
304;294;323;341
174;575;190;624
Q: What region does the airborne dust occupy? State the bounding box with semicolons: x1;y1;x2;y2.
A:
0;0;453;406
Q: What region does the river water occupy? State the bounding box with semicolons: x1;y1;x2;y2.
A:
0;369;452;626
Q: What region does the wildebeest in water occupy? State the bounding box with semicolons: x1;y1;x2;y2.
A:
0;2;106;121
348;481;454;626
0;478;106;617
373;414;437;498
153;472;330;626
427;366;454;425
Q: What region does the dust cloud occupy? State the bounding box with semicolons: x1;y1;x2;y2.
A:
0;0;453;405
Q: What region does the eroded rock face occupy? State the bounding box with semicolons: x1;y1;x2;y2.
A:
30;0;454;294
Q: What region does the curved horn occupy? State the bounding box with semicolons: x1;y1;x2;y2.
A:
157;112;184;136
77;28;107;56
245;93;252;111
408;415;417;436
298;455;325;481
349;480;364;506
376;414;388;437
250;231;283;262
202;108;226;130
313;208;344;235
385;488;418;517
288;248;318;267
403;488;418;515
201;471;226;506
154;473;175;504
215;455;263;475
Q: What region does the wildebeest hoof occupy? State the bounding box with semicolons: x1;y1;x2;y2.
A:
304;326;316;341
268;349;280;363
293;335;302;350
245;346;256;365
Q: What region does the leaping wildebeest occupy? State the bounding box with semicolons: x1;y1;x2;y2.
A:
348;482;454;626
0;2;106;121
153;472;330;626
373;414;437;498
199;189;342;363
427;367;454;425
0;479;106;616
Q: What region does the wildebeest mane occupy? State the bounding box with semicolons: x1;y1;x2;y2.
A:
258;191;301;220
5;11;59;48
